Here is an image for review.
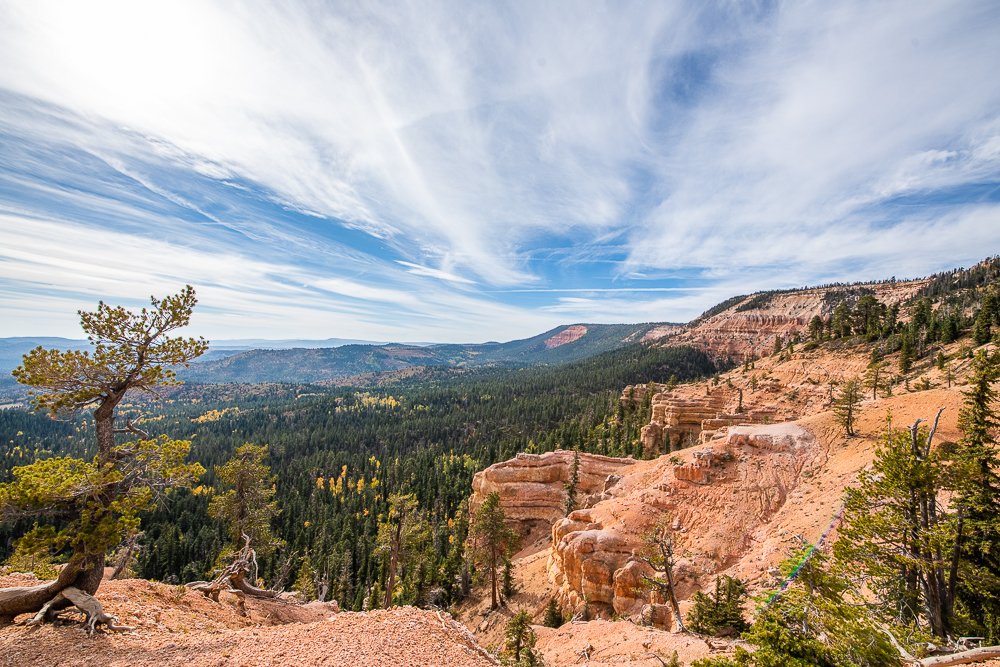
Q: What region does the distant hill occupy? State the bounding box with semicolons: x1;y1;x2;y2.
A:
0;336;411;373
0;337;93;372
176;322;680;384
1;323;680;387
645;256;1000;359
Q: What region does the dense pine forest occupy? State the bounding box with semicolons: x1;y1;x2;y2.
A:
0;341;719;609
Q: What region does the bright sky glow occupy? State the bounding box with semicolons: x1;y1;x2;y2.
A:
1;1;998;342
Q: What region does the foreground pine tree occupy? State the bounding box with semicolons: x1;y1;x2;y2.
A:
1;288;207;627
952;349;1000;630
832;376;863;436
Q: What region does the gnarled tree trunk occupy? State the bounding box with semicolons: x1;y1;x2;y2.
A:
0;551;102;624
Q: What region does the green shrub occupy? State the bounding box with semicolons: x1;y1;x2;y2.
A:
686;575;748;636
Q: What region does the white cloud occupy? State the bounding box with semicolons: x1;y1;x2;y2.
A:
396;261;474;284
623;0;1000;276
0;212;563;341
0;1;998;340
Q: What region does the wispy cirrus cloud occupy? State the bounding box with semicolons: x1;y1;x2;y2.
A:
0;1;998;341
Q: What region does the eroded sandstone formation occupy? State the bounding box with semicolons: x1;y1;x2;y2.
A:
468;450;637;537
546;423;820;620
626;385;786;454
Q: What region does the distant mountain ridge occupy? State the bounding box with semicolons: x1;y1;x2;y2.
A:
176;322;680;384
646;256;1000;359
6;255;996;388
0;336;427;372
0;323;680;386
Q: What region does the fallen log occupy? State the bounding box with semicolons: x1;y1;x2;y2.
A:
915;646;1000;667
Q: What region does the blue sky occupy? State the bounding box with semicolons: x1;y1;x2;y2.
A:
1;1;999;343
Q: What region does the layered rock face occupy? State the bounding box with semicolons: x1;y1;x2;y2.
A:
546;423;820;619
544;325;588;349
647;281;928;358
468;450;637;537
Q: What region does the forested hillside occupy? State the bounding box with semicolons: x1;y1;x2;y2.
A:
0;341;719;610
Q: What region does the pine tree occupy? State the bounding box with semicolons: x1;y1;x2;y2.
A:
899;333;914;374
337;552;354;608
208;443;282;556
833;376;863;436
2;524;61;580
869;345;882;366
974;309;993;346
833;302;853;337
377;493;428;609
1;287;206;623
835;409;958;637
864;362;887;401
809;315;824;341
564;448;580;516
504;610;539;664
983;290;999;325
952;349;1000;629
501;559;517;600
686;575;748;635
352;582;365;611
543;597;563;628
294;552;318;601
473;491;519;610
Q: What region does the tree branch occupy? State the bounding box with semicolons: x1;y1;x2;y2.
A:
113;418;150;440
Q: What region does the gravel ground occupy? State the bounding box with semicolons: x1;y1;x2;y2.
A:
0;576;495;667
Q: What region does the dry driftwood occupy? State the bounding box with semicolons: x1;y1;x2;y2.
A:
910;646;1000;667
186;535;280;602
879;623;1000;666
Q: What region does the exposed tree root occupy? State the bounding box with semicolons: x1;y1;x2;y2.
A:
27;586;133;635
0;554;103;624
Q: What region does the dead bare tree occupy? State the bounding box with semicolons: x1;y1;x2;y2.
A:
186;534;281;602
109;530;144;581
269;551;297;594
637;517;687;633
